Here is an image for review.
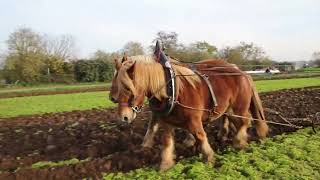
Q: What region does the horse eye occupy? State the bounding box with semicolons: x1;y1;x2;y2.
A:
122;86;132;95
124;86;130;91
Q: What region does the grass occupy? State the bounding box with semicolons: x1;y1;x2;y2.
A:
31;158;90;169
0;77;319;118
298;67;320;72
255;77;320;92
102;128;320;179
252;72;320;81
0;158;91;174
0;91;115;117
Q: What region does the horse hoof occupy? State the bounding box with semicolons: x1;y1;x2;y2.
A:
204;152;215;163
141;141;153;149
183;139;196;148
218;136;228;145
142;144;152;149
233;141;248;150
159;160;175;172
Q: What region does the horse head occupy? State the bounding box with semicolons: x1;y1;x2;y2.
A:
111;55;151;123
109;54;128;103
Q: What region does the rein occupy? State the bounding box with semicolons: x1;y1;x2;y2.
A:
175;99;308;129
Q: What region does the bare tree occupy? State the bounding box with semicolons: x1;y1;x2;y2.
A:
43;34;75;61
7;28;43;56
92;50;120;62
151;31;179;54
121;41;145;56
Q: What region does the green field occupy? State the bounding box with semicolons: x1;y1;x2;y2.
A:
298;67;320;72
252;72;320;81
103;128;320;179
0;77;319;118
255;77;320;92
0;91;114;117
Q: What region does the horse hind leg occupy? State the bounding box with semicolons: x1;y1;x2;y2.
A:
232;109;251;150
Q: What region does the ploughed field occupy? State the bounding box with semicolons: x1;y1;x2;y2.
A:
0;87;319;179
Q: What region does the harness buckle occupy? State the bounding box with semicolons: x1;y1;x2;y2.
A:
132;106;143;113
202;74;209;79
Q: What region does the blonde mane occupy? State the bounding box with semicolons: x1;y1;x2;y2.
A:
117;55;200;100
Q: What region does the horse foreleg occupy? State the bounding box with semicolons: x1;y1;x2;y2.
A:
232;110;250;149
189;118;214;163
159;123;175;172
142;116;159;148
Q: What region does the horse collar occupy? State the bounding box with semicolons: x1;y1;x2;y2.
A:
150;41;176;116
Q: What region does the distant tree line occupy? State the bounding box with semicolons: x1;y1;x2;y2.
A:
1;28;317;85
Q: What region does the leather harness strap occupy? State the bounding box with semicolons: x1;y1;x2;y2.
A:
193;70;218;107
188;64;218;107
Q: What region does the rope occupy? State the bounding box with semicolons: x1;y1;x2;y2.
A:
173;100;304;129
223;113;303;129
174;101;212;113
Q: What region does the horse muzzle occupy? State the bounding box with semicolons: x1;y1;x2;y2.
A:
120;112;136;124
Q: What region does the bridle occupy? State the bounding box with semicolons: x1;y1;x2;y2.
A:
110;84;145;113
119;94;144;113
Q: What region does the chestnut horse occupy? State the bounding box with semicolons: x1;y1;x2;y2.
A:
110;55;268;171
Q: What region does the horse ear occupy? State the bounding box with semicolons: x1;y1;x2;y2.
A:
122;59;136;71
114;58;122;70
122;52;128;63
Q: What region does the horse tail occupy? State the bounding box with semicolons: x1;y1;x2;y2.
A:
248;76;269;138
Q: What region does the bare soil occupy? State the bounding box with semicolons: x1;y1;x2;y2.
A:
0;86;109;99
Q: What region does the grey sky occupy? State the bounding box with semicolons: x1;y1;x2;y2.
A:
0;0;319;61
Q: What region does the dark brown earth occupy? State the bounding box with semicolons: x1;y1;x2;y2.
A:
0;87;319;180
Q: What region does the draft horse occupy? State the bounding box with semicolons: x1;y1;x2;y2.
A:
110;55;268;171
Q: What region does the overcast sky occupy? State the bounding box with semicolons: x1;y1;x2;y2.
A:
0;0;319;61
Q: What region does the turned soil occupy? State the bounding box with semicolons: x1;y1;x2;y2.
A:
0;86;109;99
